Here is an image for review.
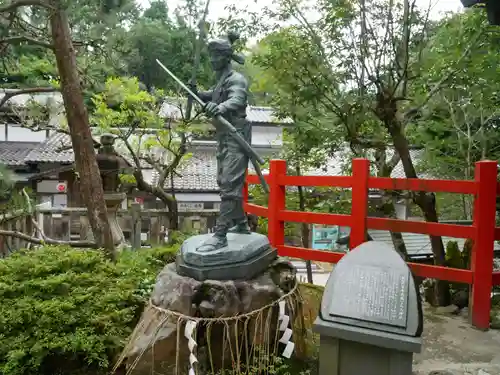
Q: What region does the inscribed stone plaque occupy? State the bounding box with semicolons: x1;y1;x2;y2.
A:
328;264;410;328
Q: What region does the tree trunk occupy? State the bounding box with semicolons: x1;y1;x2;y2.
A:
374;194;410;260
49;3;115;260
390;127;450;306
134;171;179;230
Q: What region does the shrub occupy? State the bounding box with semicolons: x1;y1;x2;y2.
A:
0;244;178;375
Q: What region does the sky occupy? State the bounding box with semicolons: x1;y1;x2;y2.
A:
137;0;464;24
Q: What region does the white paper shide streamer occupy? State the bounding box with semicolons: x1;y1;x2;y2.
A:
278;300;295;358
184;320;198;375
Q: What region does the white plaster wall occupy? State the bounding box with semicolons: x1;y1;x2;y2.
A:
251;126;283;146
0;125;48;142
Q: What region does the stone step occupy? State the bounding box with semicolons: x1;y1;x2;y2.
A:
290;260;324;272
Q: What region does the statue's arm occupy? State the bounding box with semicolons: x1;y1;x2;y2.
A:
196;90;213;102
218;77;248;113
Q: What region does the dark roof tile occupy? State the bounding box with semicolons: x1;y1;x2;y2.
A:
159;99;293;125
24;133;76;163
0;141;39;166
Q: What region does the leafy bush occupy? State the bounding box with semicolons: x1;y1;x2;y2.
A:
0;245;178;375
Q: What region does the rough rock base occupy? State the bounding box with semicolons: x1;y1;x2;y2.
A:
117;258;299;375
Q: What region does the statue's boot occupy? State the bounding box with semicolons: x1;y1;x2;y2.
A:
228;199;251;234
228;220;251;234
196;233;228;252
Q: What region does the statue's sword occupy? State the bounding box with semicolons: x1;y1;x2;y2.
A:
156;58;270;194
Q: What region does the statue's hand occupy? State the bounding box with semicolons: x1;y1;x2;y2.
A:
204;102;223;117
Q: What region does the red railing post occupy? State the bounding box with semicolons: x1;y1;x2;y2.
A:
243;169;249;206
268;160;286;249
470;160;497;330
350;158;370;249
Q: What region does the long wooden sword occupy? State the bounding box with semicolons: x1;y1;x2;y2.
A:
156;59;269;194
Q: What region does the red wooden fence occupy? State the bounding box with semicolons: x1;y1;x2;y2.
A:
244;158;500;330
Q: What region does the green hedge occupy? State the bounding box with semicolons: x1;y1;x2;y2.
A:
0;245;178;375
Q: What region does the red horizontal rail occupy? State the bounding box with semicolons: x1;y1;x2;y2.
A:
278;175;352;188
243;203;268;217
369;177;477;194
278;245;472;284
278;245;345;263
248;174;477;194
493;272;500;286
278;210;352;227
367;217;476;239
408;262;473;284
247;174;270;184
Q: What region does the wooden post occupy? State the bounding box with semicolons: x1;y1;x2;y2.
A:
470;160;497;330
151;216;160;246
25;215;33;249
268;160;286;250
350;158;370;249
14;217;21;251
61;215;70;241
7;220;13;253
131;203;141;250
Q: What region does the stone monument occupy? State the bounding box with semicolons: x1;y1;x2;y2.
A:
313;241;423;375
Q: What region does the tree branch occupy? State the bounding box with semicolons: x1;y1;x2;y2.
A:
0;0;54;13
0;35;54;50
403;30;484;121
0;229;97;247
0;87;59;108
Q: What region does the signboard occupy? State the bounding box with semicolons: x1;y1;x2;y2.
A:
56;182;67;192
178;202;204;212
311;225;339;250
37;180;68;194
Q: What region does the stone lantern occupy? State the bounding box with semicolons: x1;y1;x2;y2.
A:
88;133;129;247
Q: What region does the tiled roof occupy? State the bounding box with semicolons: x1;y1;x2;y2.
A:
23;132;151;168
24;133;77;164
159;99;293;125
0;141;39;166
149;147;270;191
152;151;219;191
303;147;427;179
389;148;428;178
367;230;472;257
338;222;500;258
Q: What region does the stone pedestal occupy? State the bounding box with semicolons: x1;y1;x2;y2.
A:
104;192;126;246
176;232;277;281
81;193;125;247
119;259;298;375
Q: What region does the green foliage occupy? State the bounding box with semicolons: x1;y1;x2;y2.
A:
124;17;212;92
0;244;178;375
90;76;201;195
0;164;15;204
91;76;166;130
215;351;315;375
411;10;500;181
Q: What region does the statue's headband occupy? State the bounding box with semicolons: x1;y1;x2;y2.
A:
207;33;245;65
